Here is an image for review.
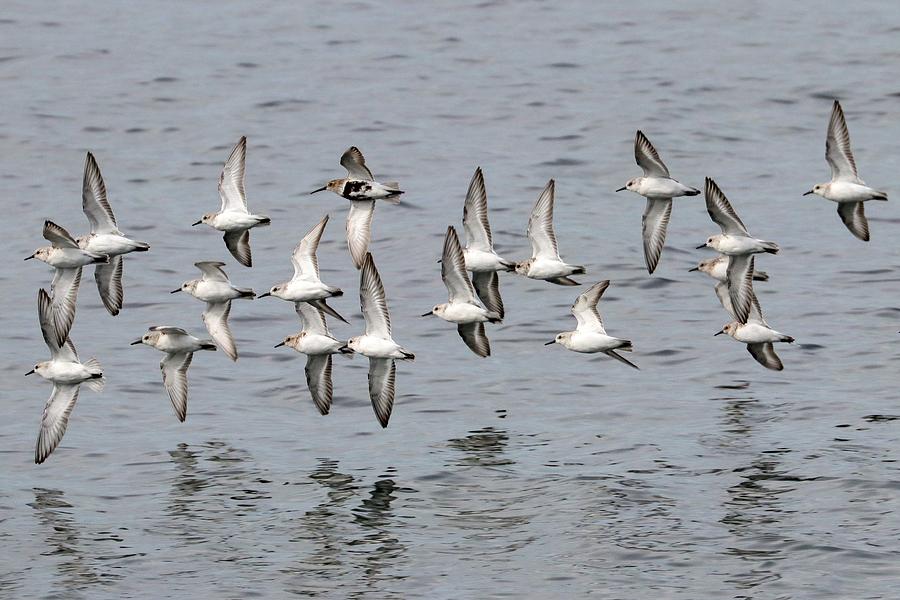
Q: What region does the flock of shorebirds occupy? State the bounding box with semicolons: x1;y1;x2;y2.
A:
24;100;888;463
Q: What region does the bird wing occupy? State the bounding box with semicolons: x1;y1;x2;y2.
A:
641;197;672;275
634;130;670;177
704;178;749;236
368;357;396;428
291;214;327;280
347;199;375;270
457;322;490;357
82;152;118;234
48;268;82;350
37;288;77;362
837;201;869;242
462;167;493;251
472;271;504;320
747;342;783;371
194;260;230;282
94;255;123;316
223;230;252;267
295;300;330;336
825;100;861;183
527;179;560;260
305;354;333;416
161;351;192;422
218;136;248;213
726;255;755;324
150;325;190;336
441;226;478;304
572;280;609;333
35;384;80;464
359;253;391;338
203;301;237;360
340;146;374;181
43;220;79;249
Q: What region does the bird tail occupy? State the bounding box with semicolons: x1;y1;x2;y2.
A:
781;335;795;344
84;357;105;391
684;188;701;196
572;265;586;275
200;341;217;351
400;349;415;361
753;270;769;282
238;288;256;299
91;253;110;264
616;339;633;352
328;287;343;297
486;311;502;324
873;191;888;201
339;344;354;357
761;241;779;254
548;276;580;286
256;216;272;226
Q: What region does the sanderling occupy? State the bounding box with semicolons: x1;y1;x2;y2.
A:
275;301;353;416
804;100;888;241
347;253;414;427
258;214;348;324
423;226;501;358
699;178;778;324
545;280;638;369
27;220;108;347
193;137;270;267
690;255;769;316
616;131;700;274
131;326;216;422
310;147;403;269
171;261;255;361
461;167;515;320
76;152;150;316
28;289;104;464
515;179;585;285
715;278;794;371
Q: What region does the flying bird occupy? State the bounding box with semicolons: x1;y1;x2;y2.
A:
515;179;585;285
690;255;769;317
616;131;700;274
193;136;270;267
804;100;888;241
310;147;403;269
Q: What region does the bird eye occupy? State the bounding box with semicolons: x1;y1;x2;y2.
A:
34;364;39;370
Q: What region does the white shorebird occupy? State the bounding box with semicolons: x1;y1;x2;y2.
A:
715;280;794;371
77;152;150;316
131;326;216;422
804;100;888;241
310;147;403;269
275;301;353;416
171;261;255;361
193;137;270;267
28;289;104;464
616;131;700;274
26;220;108;347
516;179;585;285
258;214;348;324
690;255;769;316
698;178;778;324
423;226;501;358
461;167;515;319
348;253;414;427
545;280;638;369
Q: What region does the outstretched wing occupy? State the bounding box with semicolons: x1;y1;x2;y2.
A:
82;152;118;234
347;199;375;270
704;178;749;236
641;197;672;275
572;280;609;333
441;226;478;304
527;179;560;260
747;343;783;371
43;220;79;249
203;301;237;360
472;271;504;320
295;301;330;336
291;214;327;280
94;255;124;316
48;268;82;350
837;201;869;241
194;261;229;282
726;255;756;324
224;230;252;267
359;253;391;338
368;358;396;428
634;130;670;177
305;354;333;416
462;167;493;251
35;384;80;464
340;147;374;181
457;322;490;357
825;100;860;183
161;351;193;422
218;136;248;213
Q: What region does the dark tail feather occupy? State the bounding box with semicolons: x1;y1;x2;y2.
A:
311;299;349;324
339;344;354;355
782;335;795;344
329;288;344;297
548;276;580;286
200;342;217;351
753;270;769;282
873;191;888;201
501;261;516;272
401;350;415;361
133;241;151;251
572;266;586;275
762;241;779;254
605;349;639;370
257;216;272;226
238;288;256;299
684;188;701;196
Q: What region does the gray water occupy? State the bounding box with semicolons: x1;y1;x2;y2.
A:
2;1;899;598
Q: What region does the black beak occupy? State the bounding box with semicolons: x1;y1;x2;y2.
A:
696;243;707;249
191;220;202;226
130;339;143;345
436;259;442;264
615;186;626;192
24;369;34;376
688;267;699;272
274;341;286;348
420;311;433;317
310;186;327;194
544;340;556;345
803;190;814;196
170;288;182;294
24;255;35;261
258;292;271;298
714;329;725;336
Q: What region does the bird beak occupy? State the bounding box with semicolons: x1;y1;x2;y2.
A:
24;369;34;376
615;186;626;192
170;288;182;294
130;339;143;345
274;341;286;348
714;329;725;336
544;340;556;345
24;254;34;261
696;243;707;249
310;186;327;194
688;267;699;272
258;292;271;298
803;190;814;196
191;220;202;226
420;311;433;317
